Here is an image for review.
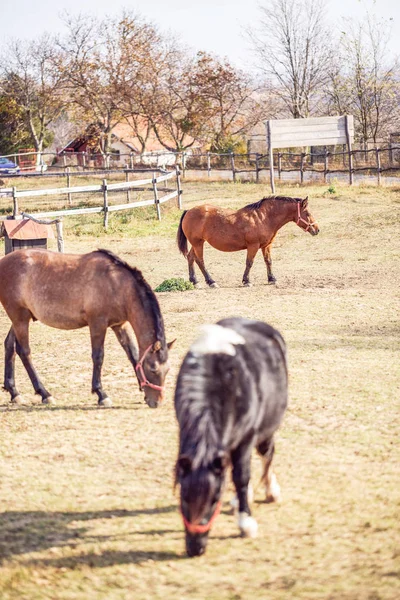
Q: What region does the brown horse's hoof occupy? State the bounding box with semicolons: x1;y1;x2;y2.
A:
42;396;56;405
99;397;113;408
12;395;27;405
209;282;219;288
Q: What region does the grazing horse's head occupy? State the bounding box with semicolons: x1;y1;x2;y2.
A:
177;451;228;557
295;197;319;236
136;340;175;408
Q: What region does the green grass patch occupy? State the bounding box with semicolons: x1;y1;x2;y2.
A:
155;277;194;292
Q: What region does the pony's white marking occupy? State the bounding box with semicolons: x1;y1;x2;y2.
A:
266;472;281;503
190;325;245;356
238;512;258;538
99;397;113;408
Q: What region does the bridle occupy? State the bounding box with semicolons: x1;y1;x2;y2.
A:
181;500;222;535
296;202;316;233
135;344;164;392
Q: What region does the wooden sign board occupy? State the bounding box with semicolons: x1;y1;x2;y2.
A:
266;115;354;149
265;115;354;191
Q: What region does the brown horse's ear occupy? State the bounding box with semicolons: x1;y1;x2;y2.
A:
152;340;162;352
302;196;309;207
167;339;177;350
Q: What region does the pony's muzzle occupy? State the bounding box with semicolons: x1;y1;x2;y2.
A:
185;531;208;557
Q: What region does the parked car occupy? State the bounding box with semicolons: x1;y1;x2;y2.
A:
0;157;20;174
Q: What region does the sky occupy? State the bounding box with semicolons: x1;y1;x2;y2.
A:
0;0;399;67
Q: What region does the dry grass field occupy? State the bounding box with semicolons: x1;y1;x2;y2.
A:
0;180;399;600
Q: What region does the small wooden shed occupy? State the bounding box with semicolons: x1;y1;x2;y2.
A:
3;219;54;255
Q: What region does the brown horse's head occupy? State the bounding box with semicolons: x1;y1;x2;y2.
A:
296;197;319;236
137;339;175;408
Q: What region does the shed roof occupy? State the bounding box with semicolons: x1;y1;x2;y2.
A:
4;219;54;240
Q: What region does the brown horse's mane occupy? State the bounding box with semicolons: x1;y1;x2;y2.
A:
95;249;166;350
244;195;302;211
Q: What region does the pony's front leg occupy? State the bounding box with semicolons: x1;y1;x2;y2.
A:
89;324;111;407
3;327;25;404
261;244;276;284
193;242;218;288
13;320;54;405
242;245;259;287
231;442;258;538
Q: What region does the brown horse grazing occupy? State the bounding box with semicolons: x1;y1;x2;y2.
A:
0;248;174;408
177;196;319;287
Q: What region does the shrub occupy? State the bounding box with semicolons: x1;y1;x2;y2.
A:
155;278;194;292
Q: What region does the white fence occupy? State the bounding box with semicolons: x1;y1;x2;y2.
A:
0;168;182;230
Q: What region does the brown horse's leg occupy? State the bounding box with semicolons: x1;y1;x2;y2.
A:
13;319;54;404
187;247;199;286
89;323;110;407
3;327;24;404
261;244;276;284
242;245;259;286
192;241;217;287
257;438;281;503
112;323;140;386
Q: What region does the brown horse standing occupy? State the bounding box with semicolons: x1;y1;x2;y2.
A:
0;248;174;407
177;196;319;287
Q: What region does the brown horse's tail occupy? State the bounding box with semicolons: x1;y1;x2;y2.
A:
177;210;189;257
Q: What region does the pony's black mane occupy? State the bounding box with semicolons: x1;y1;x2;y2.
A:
95;249;166;351
245;195;302;211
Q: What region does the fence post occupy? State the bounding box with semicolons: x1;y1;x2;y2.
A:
255;153;259;184
345;116;354;185
182;152;186;179
266;120;275;194
175;165;182;210
230;152;236;182
300;152;305;184
207;152;211;177
12;187;18;218
152;172;161;221
103;179;109;229
63;153;67;172
125;170;131;202
278;152;282;180
324;148;329;183
375;147;381;186
56;220;64;253
130;152;134;170
66;167;72;205
82;152;86;170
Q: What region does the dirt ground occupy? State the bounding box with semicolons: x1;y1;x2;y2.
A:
0;181;399;599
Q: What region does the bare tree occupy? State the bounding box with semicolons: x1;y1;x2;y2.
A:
249;0;332;118
58;11;159;154
327;16;399;144
192;52;264;151
0;36;65;163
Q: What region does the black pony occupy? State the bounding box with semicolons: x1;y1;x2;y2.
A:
174;317;288;557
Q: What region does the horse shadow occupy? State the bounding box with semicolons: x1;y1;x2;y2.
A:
0;506;183;567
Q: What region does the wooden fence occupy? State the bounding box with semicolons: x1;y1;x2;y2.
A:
0;168;182;230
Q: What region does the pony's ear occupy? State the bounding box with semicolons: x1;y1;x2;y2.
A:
167;339;177;350
152;340;162;352
302;196;309;207
178;455;193;477
211;451;229;475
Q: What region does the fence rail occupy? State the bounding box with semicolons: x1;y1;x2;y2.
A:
0;168;182;230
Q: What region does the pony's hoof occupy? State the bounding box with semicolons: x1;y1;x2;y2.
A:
42;396;56;405
209;282;219;288
12;395;27;405
243;282;252;287
238;513;258;538
268;278;276;285
266;473;281;503
99;397;113;408
194;283;201;289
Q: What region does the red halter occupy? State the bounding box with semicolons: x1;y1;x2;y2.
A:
135;344;164;392
296;202;316;232
181;500;222;535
